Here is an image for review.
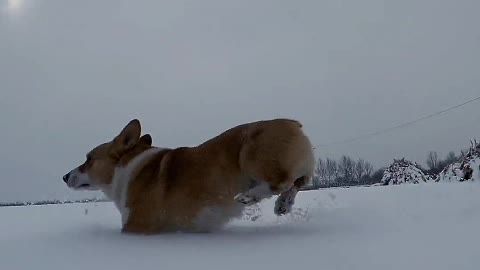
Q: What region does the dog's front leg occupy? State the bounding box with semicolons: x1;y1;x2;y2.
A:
234;181;273;205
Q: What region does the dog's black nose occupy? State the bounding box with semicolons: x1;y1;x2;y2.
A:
63;173;70;183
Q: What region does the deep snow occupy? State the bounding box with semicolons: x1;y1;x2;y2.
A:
1;182;479;270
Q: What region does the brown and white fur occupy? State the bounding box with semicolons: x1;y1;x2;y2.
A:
63;118;315;234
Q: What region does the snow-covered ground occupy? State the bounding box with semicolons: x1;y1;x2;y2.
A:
1;183;479;270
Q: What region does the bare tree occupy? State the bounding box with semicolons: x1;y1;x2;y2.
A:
353;159;365;182
445;151;457;164
353;159;374;183
326;158;338;182
426;151;439;170
339;155;355;180
346;156;354;179
314;158;327;187
364;162;374;177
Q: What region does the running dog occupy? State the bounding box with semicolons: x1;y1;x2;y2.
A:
63;118;315;234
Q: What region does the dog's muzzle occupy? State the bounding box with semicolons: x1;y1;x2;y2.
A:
63;172;70;183
62;168;97;190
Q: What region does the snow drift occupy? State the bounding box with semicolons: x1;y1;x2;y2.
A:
381;158;428;185
437;140;480;182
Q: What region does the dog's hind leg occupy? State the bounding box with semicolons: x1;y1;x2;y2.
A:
274;176;307;216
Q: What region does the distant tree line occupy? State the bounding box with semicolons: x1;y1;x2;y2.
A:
307;146;471;190
423;140;478;176
423;150;458;175
0;198;107;207
310;155;385;189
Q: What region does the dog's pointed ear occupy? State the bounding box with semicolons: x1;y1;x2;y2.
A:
139;134;152;146
112;119;142;153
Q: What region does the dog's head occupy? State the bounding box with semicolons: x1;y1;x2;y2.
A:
62;119;153;190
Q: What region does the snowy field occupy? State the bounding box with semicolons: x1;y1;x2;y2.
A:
1;183;479;270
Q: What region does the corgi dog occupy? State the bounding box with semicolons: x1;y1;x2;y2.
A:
63;118;315;234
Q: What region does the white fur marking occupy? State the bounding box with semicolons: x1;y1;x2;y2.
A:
104;148;163;225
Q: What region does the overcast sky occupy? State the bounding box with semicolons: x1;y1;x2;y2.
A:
1;0;479;202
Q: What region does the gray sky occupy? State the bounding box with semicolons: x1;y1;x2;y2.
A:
1;0;479;202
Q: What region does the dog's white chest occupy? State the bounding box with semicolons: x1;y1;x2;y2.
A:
104;148;163;225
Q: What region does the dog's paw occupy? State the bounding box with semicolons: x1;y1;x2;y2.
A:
274;202;292;216
274;205;289;216
234;193;260;205
274;193;295;216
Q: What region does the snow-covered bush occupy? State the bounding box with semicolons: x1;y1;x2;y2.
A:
381;158;428;185
436;140;480;182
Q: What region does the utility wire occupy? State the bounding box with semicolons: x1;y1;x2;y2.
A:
315;95;480;148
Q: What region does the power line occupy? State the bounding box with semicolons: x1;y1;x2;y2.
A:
315;95;480;148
